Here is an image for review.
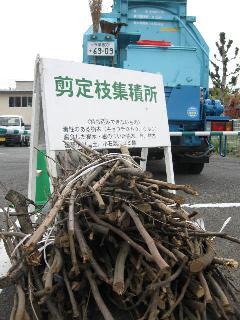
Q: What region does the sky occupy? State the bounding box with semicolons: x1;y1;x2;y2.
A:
0;0;239;88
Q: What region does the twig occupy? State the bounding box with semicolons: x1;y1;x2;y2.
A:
207;274;231;309
15;284;26;320
87;207;153;262
31;268;64;320
90;187;105;209
81;166;102;189
123;204;169;271
189;231;240;245
28;272;40;320
44;248;63;293
161;276;191;319
85;269;114;320
69;189;77;234
0;231;27;238
24;181;76;252
63;268;81;318
198;272;212;303
9;293;17;320
75;219;111;284
155;241;178;262
93;160;120;191
73;137;100;156
143;178;198;195
64;140;90;163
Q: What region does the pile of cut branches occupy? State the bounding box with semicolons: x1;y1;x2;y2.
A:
1;141;240;319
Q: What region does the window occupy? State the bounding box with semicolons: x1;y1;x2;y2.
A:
0;116;20;126
22;97;27;107
9;96;33;107
15;97;21;107
27;96;32;107
9;97;14;107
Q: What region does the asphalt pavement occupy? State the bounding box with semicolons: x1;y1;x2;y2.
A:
0;146;240;317
0;146;29;208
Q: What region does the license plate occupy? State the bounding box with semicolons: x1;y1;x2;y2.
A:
87;42;115;56
0;137;5;142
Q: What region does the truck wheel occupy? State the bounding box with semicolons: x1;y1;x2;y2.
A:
174;163;204;174
187;163;205;174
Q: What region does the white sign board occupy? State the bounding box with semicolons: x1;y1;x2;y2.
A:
29;57;175;203
40;58;171;151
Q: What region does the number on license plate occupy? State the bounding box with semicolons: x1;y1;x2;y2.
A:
87;42;115;56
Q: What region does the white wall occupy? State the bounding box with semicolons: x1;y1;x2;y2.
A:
0;93;32;124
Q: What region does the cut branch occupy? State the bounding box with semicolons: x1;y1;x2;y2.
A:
113;242;130;295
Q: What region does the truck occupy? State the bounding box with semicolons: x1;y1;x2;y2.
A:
83;0;231;174
0;115;30;146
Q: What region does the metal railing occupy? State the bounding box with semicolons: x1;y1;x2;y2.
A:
171;120;240;157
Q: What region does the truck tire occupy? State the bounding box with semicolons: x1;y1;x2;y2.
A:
174;163;205;174
188;163;205;174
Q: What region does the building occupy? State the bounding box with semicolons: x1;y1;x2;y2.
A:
0;81;33;124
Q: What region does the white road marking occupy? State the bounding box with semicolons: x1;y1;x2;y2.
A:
182;203;240;208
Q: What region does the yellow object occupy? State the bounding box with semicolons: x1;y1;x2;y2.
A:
160;27;180;32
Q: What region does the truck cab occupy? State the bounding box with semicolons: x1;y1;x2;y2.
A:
0;115;30;146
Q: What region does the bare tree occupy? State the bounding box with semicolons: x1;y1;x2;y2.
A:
210;32;240;101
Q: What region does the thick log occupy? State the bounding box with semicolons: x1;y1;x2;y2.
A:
5;190;33;234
